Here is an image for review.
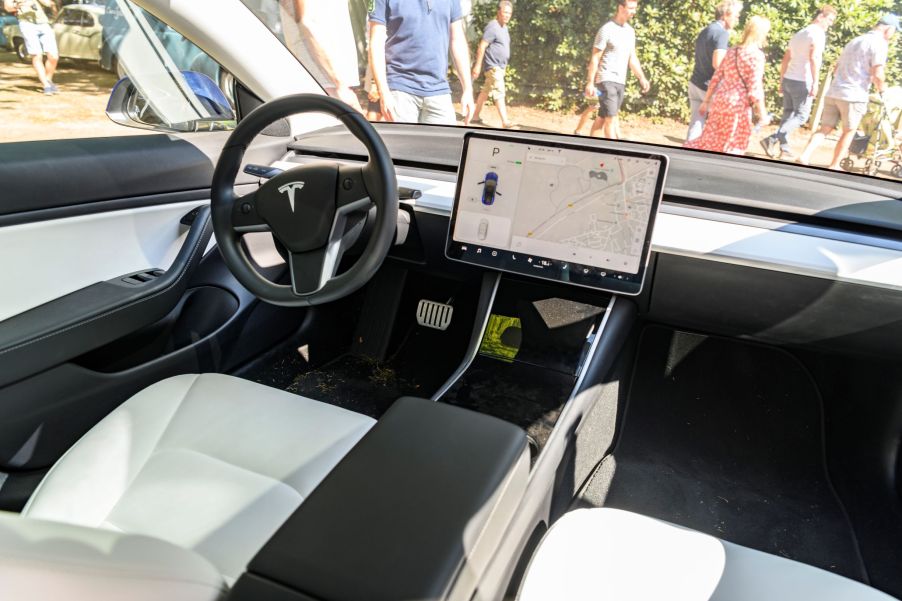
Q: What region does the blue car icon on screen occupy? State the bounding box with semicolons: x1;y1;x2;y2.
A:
478;172;500;205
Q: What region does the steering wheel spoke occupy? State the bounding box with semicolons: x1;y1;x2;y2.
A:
288;192;373;296
337;164;374;210
231;190;271;233
289;248;333;295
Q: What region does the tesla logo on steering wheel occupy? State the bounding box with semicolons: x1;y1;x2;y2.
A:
277;182;306;213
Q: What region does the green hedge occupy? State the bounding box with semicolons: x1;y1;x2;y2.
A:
470;0;901;120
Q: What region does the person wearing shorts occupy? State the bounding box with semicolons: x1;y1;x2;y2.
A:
596;81;625;120
368;0;474;125
4;0;58;95
799;14;899;169
583;0;649;139
471;1;513;128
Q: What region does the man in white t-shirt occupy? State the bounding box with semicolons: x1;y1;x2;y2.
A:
3;0;58;95
799;14;899;169
760;6;836;159
280;0;362;112
583;0;650;139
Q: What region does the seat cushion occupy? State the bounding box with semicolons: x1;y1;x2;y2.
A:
0;512;226;601
518;508;898;601
22;374;375;584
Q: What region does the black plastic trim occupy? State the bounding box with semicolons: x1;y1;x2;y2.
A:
0;208;213;388
0;189;209;228
239;397;528;601
0;133;288;219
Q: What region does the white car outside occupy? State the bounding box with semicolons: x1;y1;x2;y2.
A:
3;4;104;63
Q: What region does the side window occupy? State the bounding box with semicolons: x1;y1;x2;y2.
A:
61;9;82;26
0;0;235;143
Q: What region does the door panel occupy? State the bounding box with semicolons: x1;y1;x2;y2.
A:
0;200;206;321
0;131;299;509
0;206;212;388
53;20;75;58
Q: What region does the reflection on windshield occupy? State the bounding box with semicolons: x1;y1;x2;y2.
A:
243;0;902;182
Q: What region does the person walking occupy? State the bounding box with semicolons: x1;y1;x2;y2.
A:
284;0;363;113
798;14;898;169
584;0;650;139
368;0;474;125
760;6;837;159
686;0;743;142
3;0;58;95
471;1;514;128
685;16;772;155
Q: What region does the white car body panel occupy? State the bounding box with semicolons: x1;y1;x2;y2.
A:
54;6;103;60
133;0;336;134
112;0;213;126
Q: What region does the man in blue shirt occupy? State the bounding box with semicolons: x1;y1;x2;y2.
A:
369;0;474;125
471;1;514;128
686;0;742;141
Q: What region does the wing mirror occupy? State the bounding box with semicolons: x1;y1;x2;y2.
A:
106;71;236;133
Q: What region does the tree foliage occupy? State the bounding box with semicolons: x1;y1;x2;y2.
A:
470;0;901;119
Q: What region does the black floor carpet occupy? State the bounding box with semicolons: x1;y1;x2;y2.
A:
442;356;576;452
241;319;468;419
579;326;867;582
285;345;443;419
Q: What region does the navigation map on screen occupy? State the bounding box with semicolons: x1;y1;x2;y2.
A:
447;134;667;295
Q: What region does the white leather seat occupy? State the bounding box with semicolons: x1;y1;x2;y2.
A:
0;373;375;601
518;507;898;601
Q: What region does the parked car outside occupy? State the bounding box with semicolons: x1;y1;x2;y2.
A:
0;9;16;48
3;4;104;65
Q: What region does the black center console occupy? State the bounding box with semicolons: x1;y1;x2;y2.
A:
438;276;611;456
227;397;529;601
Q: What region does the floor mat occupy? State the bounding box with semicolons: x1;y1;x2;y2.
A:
242;318;468;419
442;356;577;451
285;354;422;418
578;326;867;581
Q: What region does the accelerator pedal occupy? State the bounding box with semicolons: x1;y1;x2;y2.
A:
417;300;454;331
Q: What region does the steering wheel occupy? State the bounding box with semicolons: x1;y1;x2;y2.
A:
210;94;398;306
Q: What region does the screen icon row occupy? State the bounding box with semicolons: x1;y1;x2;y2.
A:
459;245;629;280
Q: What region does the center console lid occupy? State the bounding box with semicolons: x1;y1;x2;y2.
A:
228;397;530;601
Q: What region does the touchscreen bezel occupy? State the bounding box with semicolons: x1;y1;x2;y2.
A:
445;132;668;296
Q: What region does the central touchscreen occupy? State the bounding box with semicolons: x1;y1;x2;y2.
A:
446;133;668;295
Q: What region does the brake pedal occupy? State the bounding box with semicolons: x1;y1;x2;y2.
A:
417;300;453;331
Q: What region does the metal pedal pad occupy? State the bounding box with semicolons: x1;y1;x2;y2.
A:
416;299;453;331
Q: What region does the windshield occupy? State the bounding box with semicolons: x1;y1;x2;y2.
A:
241;0;902;184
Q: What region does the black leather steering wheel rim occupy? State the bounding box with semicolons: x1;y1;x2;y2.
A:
210;94;398;307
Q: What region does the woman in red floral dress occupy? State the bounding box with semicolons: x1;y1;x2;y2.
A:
685;16;772;155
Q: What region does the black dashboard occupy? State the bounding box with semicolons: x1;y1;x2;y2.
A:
280;123;902;359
